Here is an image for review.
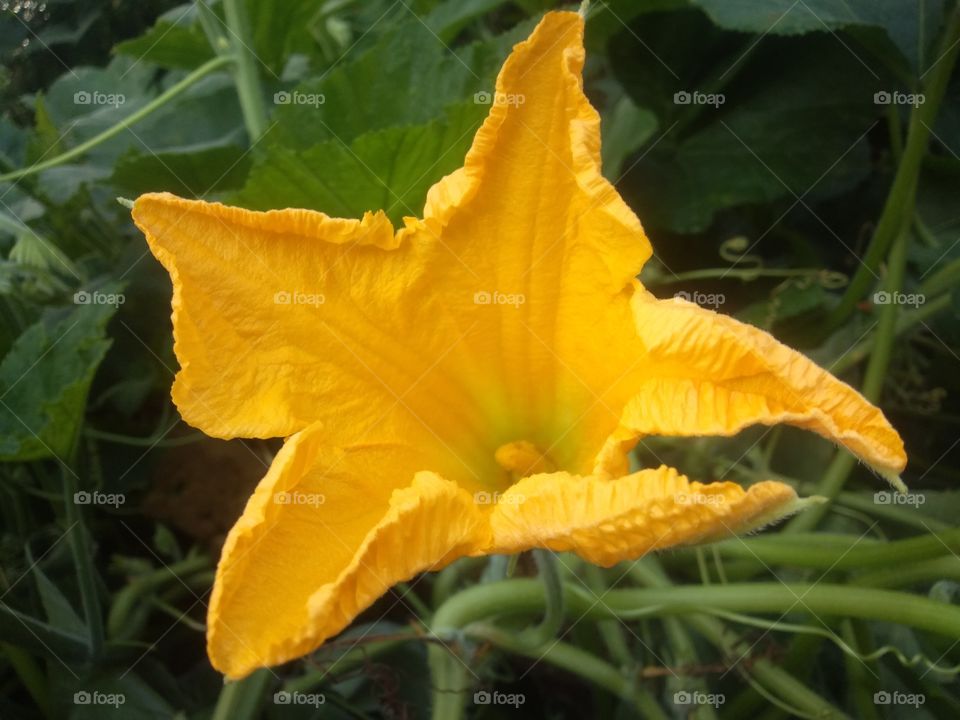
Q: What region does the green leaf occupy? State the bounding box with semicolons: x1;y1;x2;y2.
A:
269;19;519;149
615;29;879;232
237;102;487;224
30;557;86;637
600;96;658;180
691;0;945;75
113;4;215;71
424;0;511;42
0;296;118;462
246;0;323;76
111;144;253;197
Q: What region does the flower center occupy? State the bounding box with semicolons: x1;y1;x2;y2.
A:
494;440;556;482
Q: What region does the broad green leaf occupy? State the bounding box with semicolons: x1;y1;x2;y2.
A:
246;0;323;76
113;4;215;71
111;144;253;197
237;103;487;225
691;0;946;75
0;297;118;461
269;19;521;149
616;29;879;232
600;96;658;180
42;58;243;168
424;0;511;42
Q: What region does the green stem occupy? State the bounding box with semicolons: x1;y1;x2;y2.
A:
658;267;844;284
106;554;210;640
211;669;272;720
427;574;960;717
61;467;104;657
833;490;952;531
433;578;960;644
222;0;268;139
84;427;205;447
629;560;848;719
842;620;881;720
0;55;235;183
521;550;564;646
829;292;951;375
851;556;960;588
583;565;633;669
785;454;855;533
861;227;910;402
820;5;960;336
285;633;416;693
468;624;669;720
792;207;912;531
704;530;960;571
922;255;960;296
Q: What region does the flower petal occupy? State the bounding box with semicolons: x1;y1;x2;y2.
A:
396;11;653;472
207;423;489;679
132;194;494;476
619;292;906;483
488;467;807;567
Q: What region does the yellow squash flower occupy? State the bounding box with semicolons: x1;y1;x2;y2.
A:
132;10;906;679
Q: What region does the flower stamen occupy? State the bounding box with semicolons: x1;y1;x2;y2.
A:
495;440;557;481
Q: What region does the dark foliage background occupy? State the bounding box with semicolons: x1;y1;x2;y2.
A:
0;1;958;718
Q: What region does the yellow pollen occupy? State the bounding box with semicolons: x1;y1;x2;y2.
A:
494;440;557;479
